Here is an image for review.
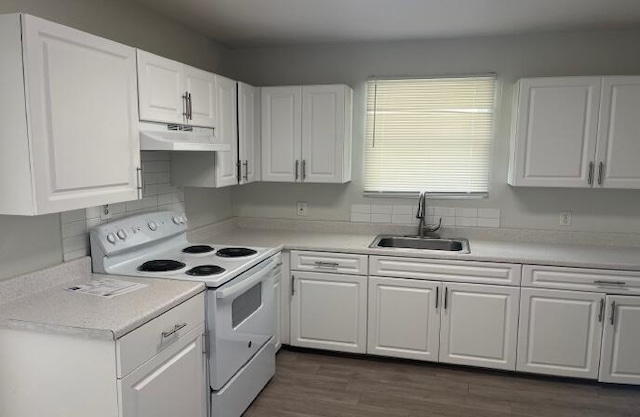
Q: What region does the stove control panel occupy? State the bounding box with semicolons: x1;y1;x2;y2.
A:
90;211;188;255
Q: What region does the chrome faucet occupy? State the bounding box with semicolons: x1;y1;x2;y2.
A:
416;191;442;238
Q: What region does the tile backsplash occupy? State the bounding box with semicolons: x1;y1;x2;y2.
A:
350;204;501;228
61;152;185;261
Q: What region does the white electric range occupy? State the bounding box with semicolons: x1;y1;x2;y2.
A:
90;211;281;417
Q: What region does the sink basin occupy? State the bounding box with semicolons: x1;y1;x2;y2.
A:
370;235;470;253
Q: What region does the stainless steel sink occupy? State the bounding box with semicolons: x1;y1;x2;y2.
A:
369;235;470;253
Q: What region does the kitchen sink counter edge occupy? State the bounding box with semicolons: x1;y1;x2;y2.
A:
204;227;640;271
0;257;205;340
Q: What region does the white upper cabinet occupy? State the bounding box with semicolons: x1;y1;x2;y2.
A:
137;50;185;125
261;86;302;182
214;75;239;188
0;14;140;215
261;85;352;183
508;77;601;188
301;85;352;183
238;82;261;184
599;295;640;385
184;66;217;128
137;50;216;128
595;76;640;189
509;75;640;189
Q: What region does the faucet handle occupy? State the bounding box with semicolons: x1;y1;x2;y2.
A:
425;218;442;232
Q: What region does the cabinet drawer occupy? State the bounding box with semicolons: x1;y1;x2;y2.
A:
369;256;521;286
291;251;368;275
523;264;640;294
116;292;205;378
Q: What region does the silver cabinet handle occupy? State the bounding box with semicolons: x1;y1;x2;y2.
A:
314;261;340;269
162;322;187;339
291;275;295;297
295;160;299;181
610;301;616;326
598;298;605;323
444;287;449;310
302;160;306;181
243;160;249;181
435;286;439;310
136;166;143;199
182;92;189;120
597;162;604;185
587;162;594;185
594;280;626;286
188;92;193;120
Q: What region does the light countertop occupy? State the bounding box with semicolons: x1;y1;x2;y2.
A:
0;273;205;340
207;227;640;271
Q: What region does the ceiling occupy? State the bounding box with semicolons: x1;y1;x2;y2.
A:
130;0;640;47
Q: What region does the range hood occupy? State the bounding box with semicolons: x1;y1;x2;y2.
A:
139;121;231;152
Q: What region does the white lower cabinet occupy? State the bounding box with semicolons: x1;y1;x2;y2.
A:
367;277;441;361
439;283;520;371
0;293;206;417
290;271;367;353
120;325;206;417
517;288;605;379
599;295;640;384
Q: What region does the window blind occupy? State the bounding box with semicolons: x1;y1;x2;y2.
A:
365;76;496;195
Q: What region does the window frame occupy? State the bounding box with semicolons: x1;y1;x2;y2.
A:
362;73;500;199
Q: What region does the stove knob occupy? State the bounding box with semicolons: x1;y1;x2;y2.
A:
172;216;180;225
117;229;127;240
148;221;158;231
106;233;117;244
178;215;186;224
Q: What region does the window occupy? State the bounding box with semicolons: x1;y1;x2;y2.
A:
365;76;496;196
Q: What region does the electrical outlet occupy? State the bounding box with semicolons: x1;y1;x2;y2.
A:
100;204;112;221
559;211;572;226
297;202;308;217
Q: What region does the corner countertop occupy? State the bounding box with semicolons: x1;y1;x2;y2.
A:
0;274;205;340
206;227;640;271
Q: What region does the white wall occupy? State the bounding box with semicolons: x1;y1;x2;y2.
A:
229;30;640;234
0;0;233;280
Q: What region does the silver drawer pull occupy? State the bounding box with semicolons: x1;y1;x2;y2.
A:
594;280;627;286
314;261;340;268
162;322;187;339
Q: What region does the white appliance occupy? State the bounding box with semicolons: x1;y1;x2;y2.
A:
90;211;280;417
139;121;232;152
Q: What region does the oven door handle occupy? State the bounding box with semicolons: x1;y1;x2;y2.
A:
216;260;277;300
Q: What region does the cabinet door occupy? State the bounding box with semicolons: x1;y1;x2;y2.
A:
137;50;185;125
184;65;216;128
120;326;206;417
509;77;601;188
214;75;238;187
290;271;367;353
517;288;604;379
301;85;346;183
439;283;520;371
23;15;141;214
599;295;640;385
239;82;260;184
595;76;640;189
261;86;302;182
368;277;441;361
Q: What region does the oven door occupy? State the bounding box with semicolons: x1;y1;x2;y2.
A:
208;254;279;390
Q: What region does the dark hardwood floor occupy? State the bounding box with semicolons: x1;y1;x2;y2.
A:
243;348;640;417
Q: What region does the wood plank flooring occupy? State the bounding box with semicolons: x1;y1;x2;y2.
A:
243;348;640;417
